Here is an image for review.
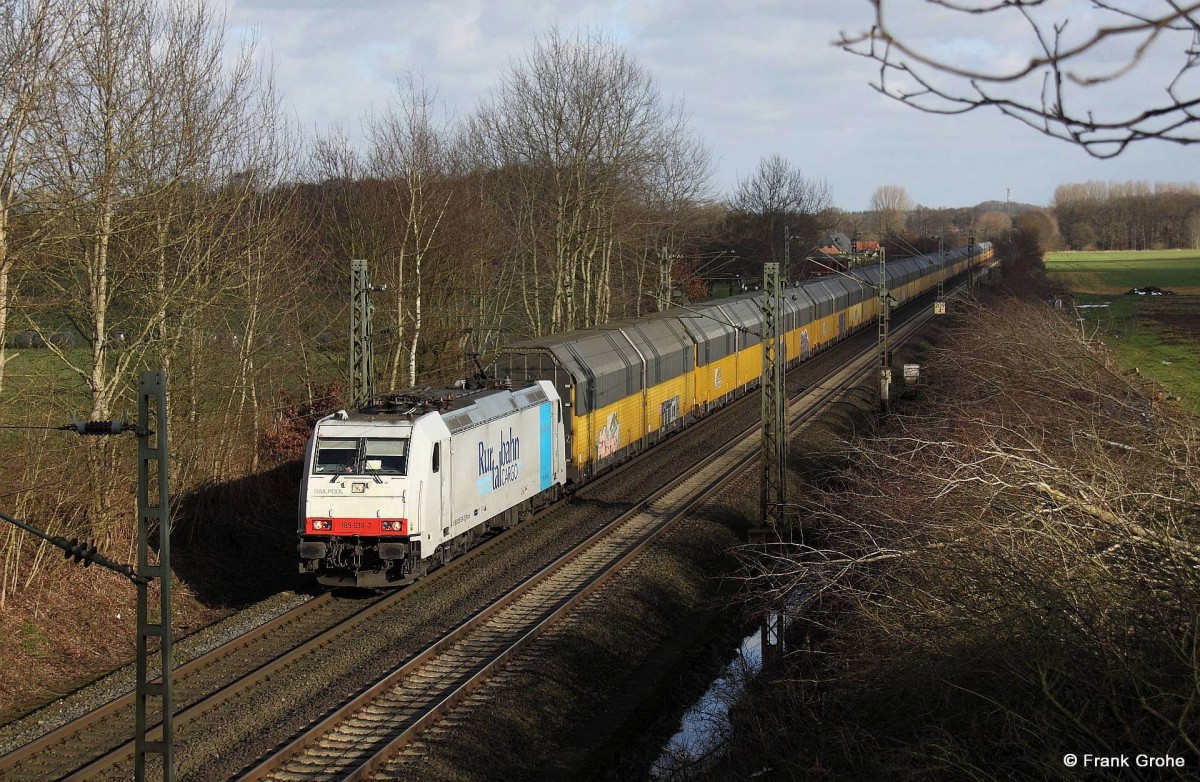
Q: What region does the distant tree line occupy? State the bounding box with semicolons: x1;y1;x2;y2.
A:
829;180;1200;260
1053;181;1200;251
829;187;1054;263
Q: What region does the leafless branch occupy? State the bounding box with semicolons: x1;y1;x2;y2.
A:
839;1;1200;157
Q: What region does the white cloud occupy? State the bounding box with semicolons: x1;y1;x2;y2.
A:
222;0;1198;208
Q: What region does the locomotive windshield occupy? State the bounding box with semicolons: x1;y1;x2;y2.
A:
312;436;409;476
363;438;408;475
314;438;358;474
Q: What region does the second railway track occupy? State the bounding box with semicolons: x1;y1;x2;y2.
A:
0;278;966;782
236;289;952;782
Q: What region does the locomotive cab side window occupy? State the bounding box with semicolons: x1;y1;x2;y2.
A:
363;438;409;475
431;442;440;473
314;438;358;474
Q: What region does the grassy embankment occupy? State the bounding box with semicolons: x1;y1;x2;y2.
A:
1045;249;1200;411
0;345;311;723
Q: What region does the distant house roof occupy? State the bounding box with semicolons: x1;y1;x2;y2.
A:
820;232;852;253
853;240;880;252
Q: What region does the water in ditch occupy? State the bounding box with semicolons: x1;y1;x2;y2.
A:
649;622;765;779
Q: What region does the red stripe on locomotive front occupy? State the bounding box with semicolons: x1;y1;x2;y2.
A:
305;518;408;536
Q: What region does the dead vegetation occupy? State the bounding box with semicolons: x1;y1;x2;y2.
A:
718;294;1200;779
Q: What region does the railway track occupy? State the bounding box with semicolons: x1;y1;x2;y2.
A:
0;505;599;782
0;278;963;781
0;592;345;781
3;387;747;780
235;296;948;782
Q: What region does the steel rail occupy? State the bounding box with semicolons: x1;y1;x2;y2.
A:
362;280;969;778
0;362;759;781
0;272;968;781
2;460;599;782
54;477;630;782
0;592;342;780
238;408;783;781
236;283;957;782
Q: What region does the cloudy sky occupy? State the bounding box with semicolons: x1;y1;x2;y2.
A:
224;0;1198;210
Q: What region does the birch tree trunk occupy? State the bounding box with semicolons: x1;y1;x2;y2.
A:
368;74;451;389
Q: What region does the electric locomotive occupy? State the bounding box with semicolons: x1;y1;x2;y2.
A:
298;381;567;587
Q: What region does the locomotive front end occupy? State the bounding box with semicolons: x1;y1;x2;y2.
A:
298;415;432;587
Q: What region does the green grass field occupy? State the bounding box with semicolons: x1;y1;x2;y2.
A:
1045;249;1200;294
1046;250;1200;412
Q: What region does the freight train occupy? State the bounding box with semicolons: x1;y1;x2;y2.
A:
299;243;993;586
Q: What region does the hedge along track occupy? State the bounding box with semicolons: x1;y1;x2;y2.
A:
235;295;952;782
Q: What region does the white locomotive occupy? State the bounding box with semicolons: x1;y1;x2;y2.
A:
298;381;567;587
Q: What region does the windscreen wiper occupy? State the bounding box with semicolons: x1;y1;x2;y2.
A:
330;457;357;482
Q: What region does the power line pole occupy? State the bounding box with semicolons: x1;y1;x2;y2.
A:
783;225;791;285
759;262;787;535
659;245;670;311
878;248;892;412
350;259;375;409
759;261;787;671
135;371;172;782
0;375;172;782
968;233;977;293
935;235;947;316
937;235;945;302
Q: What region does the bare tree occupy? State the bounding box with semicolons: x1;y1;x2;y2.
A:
470;29;696;334
0;0;287;548
727;153;832;276
0;0;72;394
728;297;1200;775
1053;179;1200;249
28;0;268;420
869;183;913;236
368;74;453;389
975;209;1013;239
840;1;1200;157
636;113;713;312
1015;207;1061;250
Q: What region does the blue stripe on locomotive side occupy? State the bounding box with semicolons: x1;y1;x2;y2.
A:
539;402;552;490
